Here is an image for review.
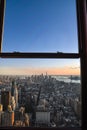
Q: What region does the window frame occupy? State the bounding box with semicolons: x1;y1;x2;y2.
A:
76;0;87;129
0;0;5;52
0;0;86;129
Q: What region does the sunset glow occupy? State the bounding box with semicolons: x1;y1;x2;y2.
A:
0;66;80;75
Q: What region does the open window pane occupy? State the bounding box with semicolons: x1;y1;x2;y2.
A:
2;0;78;53
0;59;81;127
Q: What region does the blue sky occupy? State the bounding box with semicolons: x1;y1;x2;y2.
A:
3;0;78;52
0;0;80;75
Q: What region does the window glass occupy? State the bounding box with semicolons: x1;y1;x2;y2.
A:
2;0;78;53
0;59;81;127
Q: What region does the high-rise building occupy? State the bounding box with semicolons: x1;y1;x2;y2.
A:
0;95;1;104
0;104;3;125
0;111;4;126
14;86;18;108
1;90;11;111
10;96;16;110
11;81;18;108
14;107;30;127
11;80;16;96
1;111;14;126
0;104;3;111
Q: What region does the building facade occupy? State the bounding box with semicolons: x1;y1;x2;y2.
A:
1;91;11;111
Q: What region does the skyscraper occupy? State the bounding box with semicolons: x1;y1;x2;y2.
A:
14;86;18;108
11;80;16;97
1;90;11;111
11;80;18;108
1;111;14;126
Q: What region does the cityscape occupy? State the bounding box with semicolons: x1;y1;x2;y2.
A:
0;0;81;128
0;74;81;127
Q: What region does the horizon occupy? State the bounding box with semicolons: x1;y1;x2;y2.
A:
0;59;80;75
0;74;80;76
0;66;80;75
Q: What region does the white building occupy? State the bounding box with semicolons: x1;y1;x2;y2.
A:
10;96;16;110
14;87;18;108
36;111;50;124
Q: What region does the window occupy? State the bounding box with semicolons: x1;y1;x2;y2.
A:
2;0;78;53
0;0;86;129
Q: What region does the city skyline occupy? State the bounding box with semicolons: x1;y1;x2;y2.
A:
1;0;79;75
0;73;81;127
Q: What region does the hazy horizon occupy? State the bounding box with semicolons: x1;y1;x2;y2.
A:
0;66;80;76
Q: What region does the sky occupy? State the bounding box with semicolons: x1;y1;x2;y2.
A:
0;0;80;75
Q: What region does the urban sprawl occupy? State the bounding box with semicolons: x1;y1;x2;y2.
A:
0;74;81;127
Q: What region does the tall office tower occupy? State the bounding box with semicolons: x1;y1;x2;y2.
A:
1;111;14;126
0;104;3;111
11;80;16;96
1;90;11;111
10;96;16;110
0;112;2;126
14;86;18;108
0;104;3;126
0;111;4;126
0;95;1;104
11;80;18;108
